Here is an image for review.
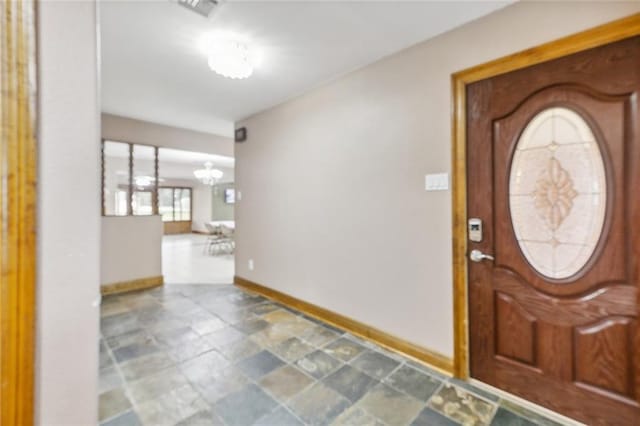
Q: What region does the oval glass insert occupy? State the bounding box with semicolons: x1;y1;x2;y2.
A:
509;107;607;280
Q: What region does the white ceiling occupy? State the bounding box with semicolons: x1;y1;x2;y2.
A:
100;0;511;137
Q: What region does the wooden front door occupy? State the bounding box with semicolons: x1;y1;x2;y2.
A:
466;36;640;424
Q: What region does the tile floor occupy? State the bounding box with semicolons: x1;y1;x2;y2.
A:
162;235;234;284
99;284;565;426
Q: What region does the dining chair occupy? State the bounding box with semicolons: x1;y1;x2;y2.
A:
204;223;222;254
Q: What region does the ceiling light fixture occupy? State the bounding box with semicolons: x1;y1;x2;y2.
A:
134;176;163;187
204;35;254;79
177;0;219;18
194;161;224;185
135;176;153;187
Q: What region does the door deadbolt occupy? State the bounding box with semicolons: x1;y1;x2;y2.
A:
468;218;483;242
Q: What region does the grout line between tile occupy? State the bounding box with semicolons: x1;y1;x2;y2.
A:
100;336;142;425
102;285;566;426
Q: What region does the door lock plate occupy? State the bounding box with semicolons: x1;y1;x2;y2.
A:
468;218;483;242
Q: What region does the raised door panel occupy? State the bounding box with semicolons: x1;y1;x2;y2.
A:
495;292;537;366
575;318;636;399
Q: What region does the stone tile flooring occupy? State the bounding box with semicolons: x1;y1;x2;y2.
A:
99;284;564;426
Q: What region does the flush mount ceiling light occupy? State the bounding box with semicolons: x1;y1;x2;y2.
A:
203;34;254;79
178;0;219;18
194;161;224;185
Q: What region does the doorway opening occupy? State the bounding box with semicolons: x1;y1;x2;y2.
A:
101;141;236;286
158;148;235;284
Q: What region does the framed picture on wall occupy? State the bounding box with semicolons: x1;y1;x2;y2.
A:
224;188;235;204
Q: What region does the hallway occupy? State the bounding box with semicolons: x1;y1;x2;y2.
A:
99;285;562;426
162;234;235;285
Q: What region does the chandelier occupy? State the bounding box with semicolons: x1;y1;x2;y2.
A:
194;162;223;186
205;38;253;79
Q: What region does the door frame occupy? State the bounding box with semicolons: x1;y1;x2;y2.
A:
0;0;38;424
451;13;640;379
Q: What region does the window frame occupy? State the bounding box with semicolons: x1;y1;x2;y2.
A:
158;186;193;223
101;139;159;217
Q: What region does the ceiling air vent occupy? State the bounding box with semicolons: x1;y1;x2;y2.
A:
177;0;219;18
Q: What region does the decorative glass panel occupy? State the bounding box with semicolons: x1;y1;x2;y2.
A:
509;107;606;279
103;141;130;216
132;144;155;215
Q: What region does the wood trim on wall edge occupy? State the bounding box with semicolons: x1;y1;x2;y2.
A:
234;276;454;375
1;2;37;424
101;275;164;296
450;13;640;379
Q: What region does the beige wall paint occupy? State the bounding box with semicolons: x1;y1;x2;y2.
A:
37;1;100;424
101;216;163;285
236;2;640;358
102;113;234;157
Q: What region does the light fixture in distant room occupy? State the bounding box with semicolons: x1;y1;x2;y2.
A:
203;34;254;79
194;162;223;185
134;176;153;187
134;176;164;188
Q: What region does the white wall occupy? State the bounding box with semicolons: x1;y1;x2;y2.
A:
101;216;163;285
236;2;640;358
37;1;100;424
192;185;214;233
102;113;234;157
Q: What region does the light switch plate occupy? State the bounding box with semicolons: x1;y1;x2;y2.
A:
425;173;449;191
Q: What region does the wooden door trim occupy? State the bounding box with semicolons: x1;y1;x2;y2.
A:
0;1;37;424
451;13;640;379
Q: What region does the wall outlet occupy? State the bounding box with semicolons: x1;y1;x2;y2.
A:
248;259;254;271
237;190;242;201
